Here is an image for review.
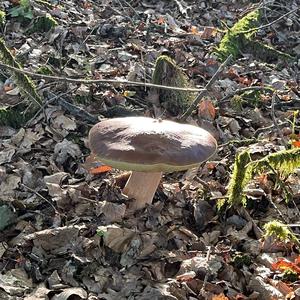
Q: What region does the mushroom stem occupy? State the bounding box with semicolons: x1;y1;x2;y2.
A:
123;171;162;210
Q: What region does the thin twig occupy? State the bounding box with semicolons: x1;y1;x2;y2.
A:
21;183;58;213
0;62;204;93
200;246;212;297
179;55;233;122
21;183;58;214
271;93;288;147
254;121;289;137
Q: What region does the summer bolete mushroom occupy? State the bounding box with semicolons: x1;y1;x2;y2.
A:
88;117;217;210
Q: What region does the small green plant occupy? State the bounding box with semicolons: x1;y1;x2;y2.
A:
8;0;33;21
36;65;53;75
263;220;299;245
282;269;298;282
96;229;105;237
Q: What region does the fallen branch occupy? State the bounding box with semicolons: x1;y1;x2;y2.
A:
0;62;204;93
179;54;233;122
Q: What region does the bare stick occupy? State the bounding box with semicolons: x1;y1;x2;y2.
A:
21;183;58;213
0;62;204;93
271;93;288;147
179;55;233;122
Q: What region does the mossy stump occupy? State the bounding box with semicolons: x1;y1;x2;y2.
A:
152;55;195;116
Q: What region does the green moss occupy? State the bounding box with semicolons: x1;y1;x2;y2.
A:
0;105;29;127
226;150;253;207
224;148;300;208
254;148;300;177
263;220;299;245
0;38;41;127
152;55;195;116
0;10;6;25
230;95;244;111
27;13;57;33
215;10;261;61
232;254;252;268
0;38;41;105
215;9;293;62
36;65;53;75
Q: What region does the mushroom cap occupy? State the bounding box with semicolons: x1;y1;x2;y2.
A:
88;117;217;172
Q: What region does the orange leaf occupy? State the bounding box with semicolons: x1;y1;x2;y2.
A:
190;26;199;34
206;162;216;170
82;154;112;174
280;94;291;101
272;258;300;274
155;16;165;25
89;165;112;174
4;84;13;92
212;294;229;300
292;140;300;148
237;76;252;86
198;99;216;120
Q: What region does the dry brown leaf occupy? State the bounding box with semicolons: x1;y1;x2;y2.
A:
198;99;216;120
200;27;217;39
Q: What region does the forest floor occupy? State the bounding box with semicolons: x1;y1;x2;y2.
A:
0;0;300;299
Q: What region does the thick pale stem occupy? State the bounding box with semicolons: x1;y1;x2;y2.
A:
123;171;162;210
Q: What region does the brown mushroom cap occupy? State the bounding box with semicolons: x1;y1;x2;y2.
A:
88;117;217;172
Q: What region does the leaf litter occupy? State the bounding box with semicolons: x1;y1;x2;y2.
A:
0;0;300;299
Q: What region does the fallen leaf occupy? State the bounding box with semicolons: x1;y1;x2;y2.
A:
176;271;196;282
212;294;229;300
82;154;112;174
292;140;300;147
272;257;300;274
200;27;217;39
198;99;216;120
190;26;199;34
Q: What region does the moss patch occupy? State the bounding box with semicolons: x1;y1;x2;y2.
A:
0;10;5;25
0;38;41;127
27;13;57;33
215;9;293;62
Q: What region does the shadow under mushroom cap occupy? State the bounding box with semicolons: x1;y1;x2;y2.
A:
88;117;217;172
